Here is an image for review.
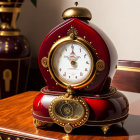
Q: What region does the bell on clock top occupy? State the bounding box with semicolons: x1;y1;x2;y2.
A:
62;2;92;20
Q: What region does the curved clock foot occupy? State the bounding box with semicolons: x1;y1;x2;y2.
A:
101;125;110;135
33;119;50;128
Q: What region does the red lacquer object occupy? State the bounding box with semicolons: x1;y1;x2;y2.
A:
33;3;129;134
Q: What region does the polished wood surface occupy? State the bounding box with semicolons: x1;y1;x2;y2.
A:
0;91;139;140
111;60;140;93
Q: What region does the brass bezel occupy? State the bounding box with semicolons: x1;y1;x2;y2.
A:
48;36;97;89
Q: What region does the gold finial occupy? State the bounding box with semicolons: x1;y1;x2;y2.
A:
75;2;78;7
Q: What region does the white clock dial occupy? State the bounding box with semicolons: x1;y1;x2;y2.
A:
51;41;94;86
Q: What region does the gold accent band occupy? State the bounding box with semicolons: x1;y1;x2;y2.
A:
3;69;12;92
16;59;21;94
48;35;96;89
117;66;140;73
87;113;128;123
0;7;21;13
0;2;23;5
0;31;20;36
33;112;53;119
33;113;128;126
41;57;48;68
40;87;117;99
33;118;53;124
85;120;126;127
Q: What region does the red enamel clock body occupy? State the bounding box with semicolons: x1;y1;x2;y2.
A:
33;5;129;134
38;18;117;94
33;87;128;125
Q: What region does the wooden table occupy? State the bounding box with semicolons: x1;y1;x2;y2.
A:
0;91;139;140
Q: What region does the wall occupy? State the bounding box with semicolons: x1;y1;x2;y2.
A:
18;0;140;68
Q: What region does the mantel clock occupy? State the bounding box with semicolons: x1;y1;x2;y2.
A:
32;2;129;134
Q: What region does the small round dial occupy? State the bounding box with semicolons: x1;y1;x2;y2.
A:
50;40;95;88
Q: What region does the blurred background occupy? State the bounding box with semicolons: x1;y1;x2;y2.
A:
17;0;140;90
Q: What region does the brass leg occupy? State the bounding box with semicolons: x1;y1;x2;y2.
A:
101;125;110;135
33;118;48;128
121;120;125;127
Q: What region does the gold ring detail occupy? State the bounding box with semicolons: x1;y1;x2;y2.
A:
41;57;48;68
0;2;23;5
0;31;20;36
96;59;105;71
0;7;21;13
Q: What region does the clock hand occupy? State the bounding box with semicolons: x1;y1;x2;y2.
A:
64;56;77;67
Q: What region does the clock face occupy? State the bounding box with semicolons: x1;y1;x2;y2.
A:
51;41;94;87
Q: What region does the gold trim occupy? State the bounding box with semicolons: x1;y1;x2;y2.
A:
87;113;128;123
0;2;23;5
117;66;140;73
101;125;110;134
0;31;20;36
11;9;19;29
64;124;73;133
41;57;48;68
67;26;78;37
3;69;12;92
0;57;30;61
85;119;126;127
40;86;117;99
33;114;128;127
96;59;105;71
48;34;97;89
33;118;53;124
16;59;21;94
80;87;117;99
33;112;53;119
0;7;21;13
33;118;50;128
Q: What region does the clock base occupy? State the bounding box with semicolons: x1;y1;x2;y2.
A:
32;86;129;134
33;115;127;134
